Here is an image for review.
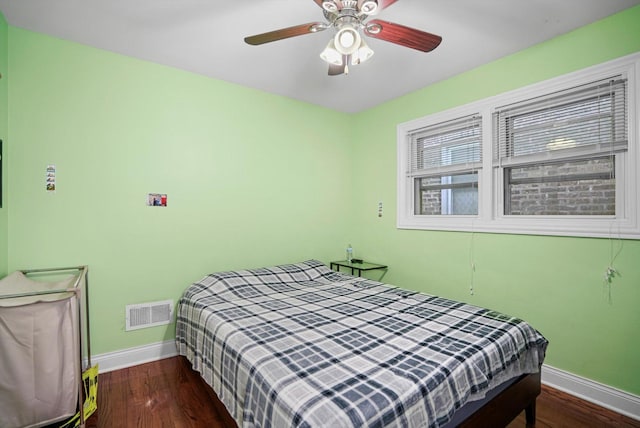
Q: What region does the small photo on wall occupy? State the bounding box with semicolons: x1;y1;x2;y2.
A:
46;165;56;192
147;193;167;207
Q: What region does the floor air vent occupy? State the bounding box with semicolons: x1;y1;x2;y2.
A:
125;300;173;331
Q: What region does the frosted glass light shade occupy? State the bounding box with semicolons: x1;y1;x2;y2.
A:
334;27;361;55
320;40;343;65
351;39;374;64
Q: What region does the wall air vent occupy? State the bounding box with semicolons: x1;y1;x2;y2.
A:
125;300;173;331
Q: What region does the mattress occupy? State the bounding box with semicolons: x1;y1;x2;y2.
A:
176;260;548;427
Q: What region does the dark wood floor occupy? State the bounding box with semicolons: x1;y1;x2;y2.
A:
83;356;639;427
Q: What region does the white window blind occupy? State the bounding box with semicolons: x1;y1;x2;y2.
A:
493;76;628;167
409;114;482;177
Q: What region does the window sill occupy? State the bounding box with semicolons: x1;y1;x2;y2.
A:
397;215;640;239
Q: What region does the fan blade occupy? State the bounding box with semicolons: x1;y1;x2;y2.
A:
364;19;442;52
377;0;399;10
328;63;345;76
245;22;326;45
328;55;349;76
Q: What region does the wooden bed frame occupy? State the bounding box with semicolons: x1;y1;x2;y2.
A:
458;372;540;427
192;358;541;428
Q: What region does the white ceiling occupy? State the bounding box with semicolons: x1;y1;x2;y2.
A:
1;0;639;113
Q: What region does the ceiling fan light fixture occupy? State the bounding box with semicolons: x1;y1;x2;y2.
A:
351;38;374;65
244;1;443;76
334;26;361;55
320;39;343;65
322;1;339;13
360;0;378;14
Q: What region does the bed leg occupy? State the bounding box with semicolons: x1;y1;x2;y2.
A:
525;401;536;426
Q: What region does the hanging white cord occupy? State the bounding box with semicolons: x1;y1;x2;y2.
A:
469;223;476;296
468;115;481;296
602;78;623;303
604;221;623;303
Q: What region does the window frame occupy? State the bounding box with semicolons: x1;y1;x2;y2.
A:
407;112;483;217
397;52;640;239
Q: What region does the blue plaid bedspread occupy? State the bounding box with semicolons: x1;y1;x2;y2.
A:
176;260;547;428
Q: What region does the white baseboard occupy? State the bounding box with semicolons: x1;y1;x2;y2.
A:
90;340;177;373
542;364;640;421
89;342;639;421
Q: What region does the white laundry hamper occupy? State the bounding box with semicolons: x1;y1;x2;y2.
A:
0;266;90;428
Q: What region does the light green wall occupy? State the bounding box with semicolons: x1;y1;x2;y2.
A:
7;27;353;354
351;6;640;395
0;12;8;278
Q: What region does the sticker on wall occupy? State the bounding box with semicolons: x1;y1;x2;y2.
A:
147;193;167;207
46;165;56;192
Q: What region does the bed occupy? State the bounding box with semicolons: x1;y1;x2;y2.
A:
176;260;548;427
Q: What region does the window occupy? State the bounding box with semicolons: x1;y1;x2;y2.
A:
409;114;481;215
494;77;626;217
397;53;640;238
503;157;616;216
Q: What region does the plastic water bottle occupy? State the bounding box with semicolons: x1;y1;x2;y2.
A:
346;244;353;263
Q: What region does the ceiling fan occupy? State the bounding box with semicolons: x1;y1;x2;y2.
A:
244;0;442;76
